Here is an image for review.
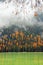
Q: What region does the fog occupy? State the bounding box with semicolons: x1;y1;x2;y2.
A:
0;0;43;29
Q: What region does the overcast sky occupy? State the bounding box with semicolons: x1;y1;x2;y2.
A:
0;0;5;2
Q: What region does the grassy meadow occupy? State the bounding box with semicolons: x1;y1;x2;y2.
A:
0;52;43;65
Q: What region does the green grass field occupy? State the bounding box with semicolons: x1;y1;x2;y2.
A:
0;52;43;65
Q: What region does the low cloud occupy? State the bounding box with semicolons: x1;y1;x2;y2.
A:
0;0;43;30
